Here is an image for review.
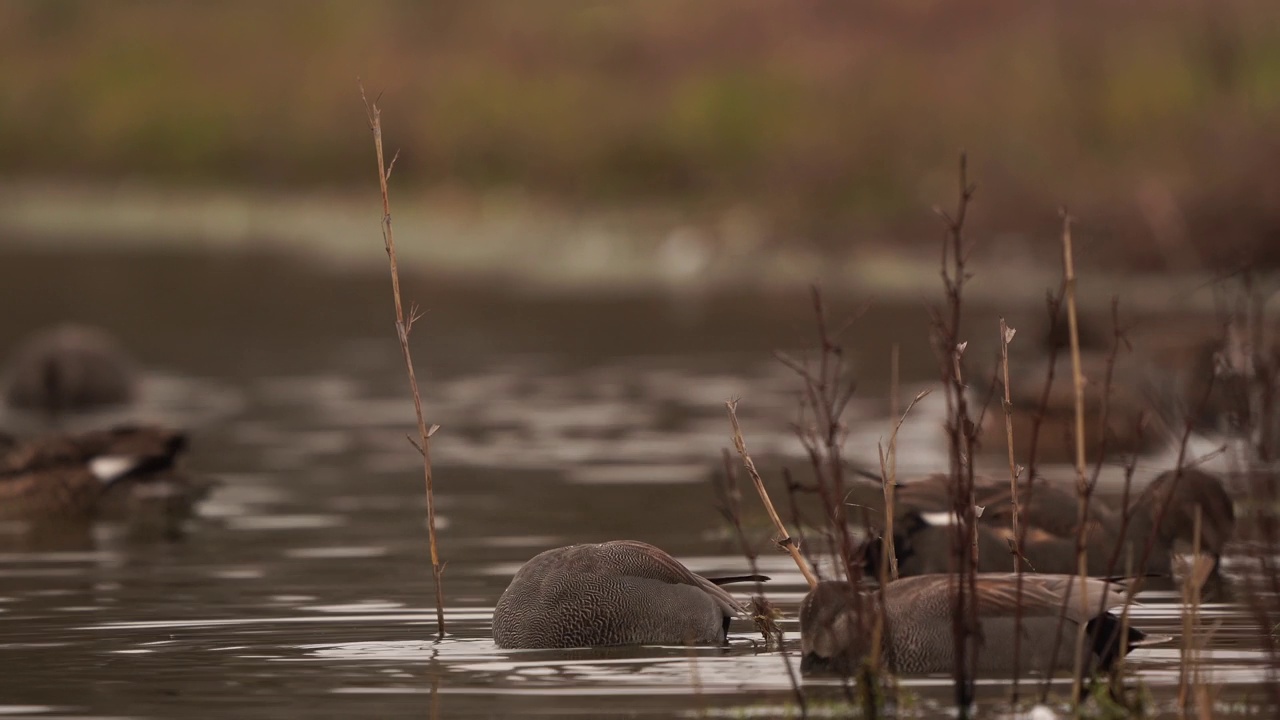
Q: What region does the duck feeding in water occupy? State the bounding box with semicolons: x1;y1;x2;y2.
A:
492;540;766;649
800;573;1152;676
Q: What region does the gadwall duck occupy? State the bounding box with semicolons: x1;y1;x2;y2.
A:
983;312;1269;464
493;540;763;648
3;324;137;416
0;424;205;524
987;340;1181;464
800;574;1147;676
866;469;1234;579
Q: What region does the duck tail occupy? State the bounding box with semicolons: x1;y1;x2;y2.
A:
706;574;770;586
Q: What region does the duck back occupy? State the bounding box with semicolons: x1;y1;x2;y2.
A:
493;541;739;649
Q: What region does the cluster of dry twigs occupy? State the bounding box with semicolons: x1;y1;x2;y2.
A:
721;151;1280;719
359;90;1278;717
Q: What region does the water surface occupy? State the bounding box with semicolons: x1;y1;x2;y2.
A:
0;247;1274;718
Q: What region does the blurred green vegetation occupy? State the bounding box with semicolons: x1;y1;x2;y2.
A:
1;0;1278;266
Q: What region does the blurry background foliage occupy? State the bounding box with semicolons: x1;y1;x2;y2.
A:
1;0;1278;267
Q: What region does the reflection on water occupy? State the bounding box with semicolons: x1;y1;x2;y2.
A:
0;248;1275;718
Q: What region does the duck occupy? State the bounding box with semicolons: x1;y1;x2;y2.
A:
492;540;764;648
0;424;207;526
800;573;1148;676
983;319;1178;464
980;312;1237;465
863;468;1235;579
3;324;137;416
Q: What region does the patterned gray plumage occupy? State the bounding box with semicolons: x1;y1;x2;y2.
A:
493;540;746;649
800;574;1146;676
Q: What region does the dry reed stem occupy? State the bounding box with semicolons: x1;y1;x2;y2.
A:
361;84;446;638
713;450;807;711
885;343;901;582
726;399;819;589
866;382;930;693
1059;210;1092;705
998;319;1021;568
876;387;932;582
712;451;806;713
993;316;1034;696
775;288;866;591
930;152;981;714
869;385;930;704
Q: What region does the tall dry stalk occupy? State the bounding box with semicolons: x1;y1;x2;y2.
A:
1057;211;1095;706
775;288;866;585
361;85;446;638
775;289;888;715
997;317;1032;700
928;153;981;714
726;400;819;589
998;319;1020;569
876;385;931;584
883;343;902;582
870;384;930;714
711;448;807;714
743;289;895;712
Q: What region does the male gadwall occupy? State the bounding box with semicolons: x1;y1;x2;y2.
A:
493;540;763;648
865;469;1234;579
800;573;1146;675
3;324;137;416
0;424;203;524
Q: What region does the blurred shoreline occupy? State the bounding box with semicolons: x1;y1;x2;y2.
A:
0;179;1233;317
2;2;1277;276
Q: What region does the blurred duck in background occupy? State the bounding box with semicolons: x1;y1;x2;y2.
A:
982;311;1274;465
862;468;1235;583
3;324;138;419
0;424;212;540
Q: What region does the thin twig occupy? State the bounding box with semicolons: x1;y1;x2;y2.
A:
996;317;1030;701
726;399;819;589
930;152;980;714
1060;210;1092;705
361;83;446;638
877;388;933;582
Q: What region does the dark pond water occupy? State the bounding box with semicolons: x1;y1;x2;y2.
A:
0;247;1275;718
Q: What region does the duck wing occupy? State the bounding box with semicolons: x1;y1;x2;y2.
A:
598;540;747;616
971;573;1130;623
